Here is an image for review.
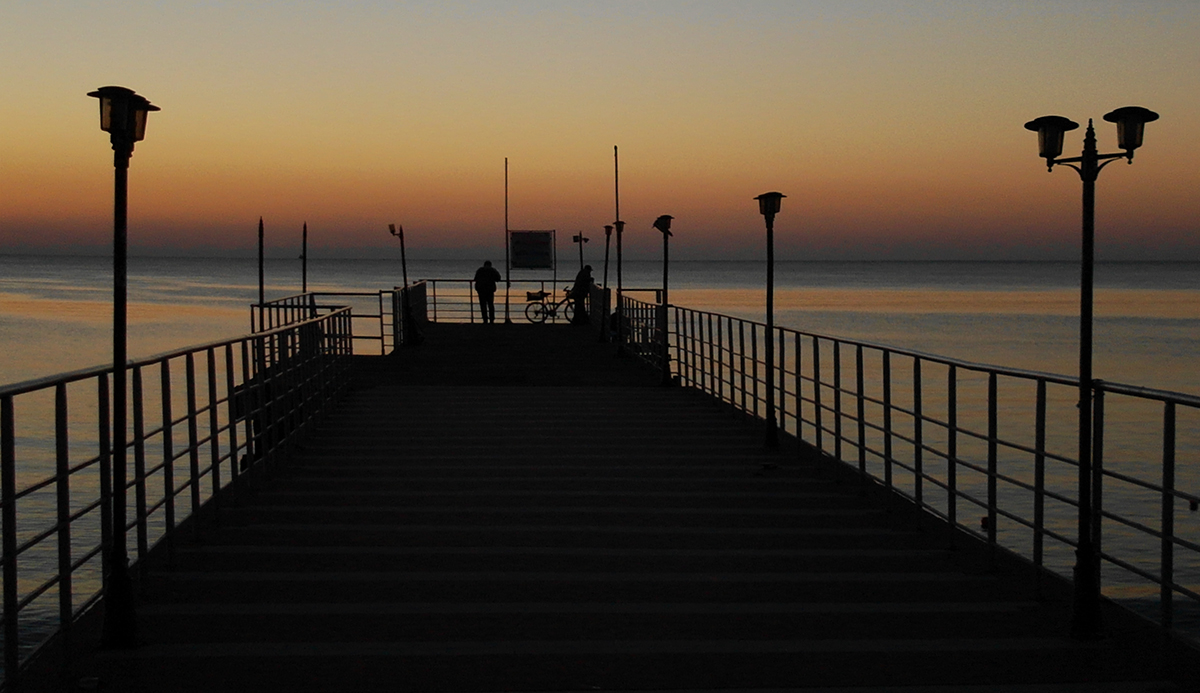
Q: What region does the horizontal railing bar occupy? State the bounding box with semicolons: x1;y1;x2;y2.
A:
0;308;351;398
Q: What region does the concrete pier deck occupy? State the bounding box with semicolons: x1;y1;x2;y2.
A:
25;322;1195;691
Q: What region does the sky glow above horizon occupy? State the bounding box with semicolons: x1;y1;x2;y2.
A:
1;1;1198;260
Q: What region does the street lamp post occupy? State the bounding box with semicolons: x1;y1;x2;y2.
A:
653;215;674;385
87;85;159;648
614;220;626;355
599;225;613;343
755;192;786;449
1024;105;1158;638
573;232;590;270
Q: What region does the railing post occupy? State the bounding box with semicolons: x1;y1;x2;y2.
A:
1034;379;1047;572
55;383;73;649
98;375;112;574
833;341;842;462
160;362;175;550
813;338;823;454
778;328;788;439
186;354;201;521
856;345;866;481
1092;385;1106;589
207;348;221;515
225;344;240;486
132;366;149;568
750;326;760;417
3;394;21;683
738;322;747;414
1161;401;1176;631
948;366;958;538
988;372;998;552
882;351;891;490
913;357;923;507
795;334;803;451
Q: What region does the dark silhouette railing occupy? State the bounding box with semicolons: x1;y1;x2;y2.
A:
661;303;1200;637
0;310;353;686
253;292;390;354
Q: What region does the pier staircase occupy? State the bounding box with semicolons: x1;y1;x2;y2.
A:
32;324;1191;691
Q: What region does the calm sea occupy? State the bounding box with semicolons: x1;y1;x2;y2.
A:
2;255;1197;395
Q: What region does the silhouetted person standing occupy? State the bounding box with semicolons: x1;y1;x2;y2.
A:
571;264;593;325
474;261;502;324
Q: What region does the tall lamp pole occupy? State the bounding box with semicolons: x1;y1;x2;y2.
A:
1024;105;1158;638
755;192;786;449
653;215;674;385
614;220;626;355
573;232;590;270
600;225;613;343
87;85;159;648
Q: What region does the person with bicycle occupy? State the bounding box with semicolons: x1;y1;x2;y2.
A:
570;264;593;325
473;260;503;324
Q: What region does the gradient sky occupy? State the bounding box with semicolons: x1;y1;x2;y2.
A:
2;1;1198;260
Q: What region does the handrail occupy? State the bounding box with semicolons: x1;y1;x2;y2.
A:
651;301;1200;640
0;309;354;688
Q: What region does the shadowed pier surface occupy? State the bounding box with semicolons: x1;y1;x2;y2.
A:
33;323;1192;691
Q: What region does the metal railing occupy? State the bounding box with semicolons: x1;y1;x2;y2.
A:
661;303;1200;639
253;292;391;354
0;309;354;687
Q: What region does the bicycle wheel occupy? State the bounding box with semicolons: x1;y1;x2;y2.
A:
525;302;549;323
556;300;576;324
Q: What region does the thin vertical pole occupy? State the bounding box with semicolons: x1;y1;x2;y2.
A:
948;367;959;535
132;367;148;565
104;147;136;646
913;358;923;507
1093;387;1106;586
764;213;777;447
207;349;221;511
2;395;18;684
258;217;265;308
301;222;308;293
225;344;240;485
1073;120;1101;637
833;342;842;462
160;363;175;548
186;354;201;519
1161;401;1176;630
504;157;511;323
988;372;999;552
1034;379;1047;569
55;384;73;642
750;327;760;417
882;352;892;491
813;338;823;453
856;345;866;480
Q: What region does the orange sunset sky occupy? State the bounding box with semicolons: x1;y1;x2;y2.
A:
1;1;1198;260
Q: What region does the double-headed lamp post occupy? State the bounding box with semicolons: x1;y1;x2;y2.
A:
1024;105;1158;638
88;85;159;647
755;192;786;449
653;215;674;385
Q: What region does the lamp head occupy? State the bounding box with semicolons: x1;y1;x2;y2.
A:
652;215;674;236
88;86;159;146
1103;106;1159;155
604;225;613;237
754;192;786;216
1024;115;1079;163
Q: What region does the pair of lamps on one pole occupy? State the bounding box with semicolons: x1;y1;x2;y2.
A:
86;85;160;648
1023;105;1158;639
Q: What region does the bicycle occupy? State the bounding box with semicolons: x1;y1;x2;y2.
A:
524;288;577;324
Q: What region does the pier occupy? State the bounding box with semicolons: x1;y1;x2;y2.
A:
5;288;1200;691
